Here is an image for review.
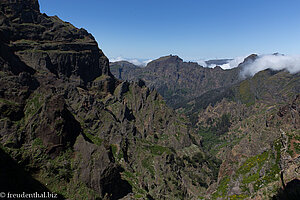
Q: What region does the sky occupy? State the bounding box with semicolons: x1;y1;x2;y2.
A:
39;0;300;62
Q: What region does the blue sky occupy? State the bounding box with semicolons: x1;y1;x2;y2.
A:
39;0;300;61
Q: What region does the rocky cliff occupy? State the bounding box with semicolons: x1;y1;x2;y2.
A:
0;1;219;199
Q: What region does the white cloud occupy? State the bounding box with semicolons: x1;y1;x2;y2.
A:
219;57;245;69
109;56;125;63
109;57;152;66
142;59;153;66
195;60;208;67
240;54;300;78
196;57;245;69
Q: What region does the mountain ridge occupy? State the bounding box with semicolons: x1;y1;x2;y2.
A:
110;54;242;108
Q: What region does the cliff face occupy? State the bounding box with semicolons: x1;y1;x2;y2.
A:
0;1;218;199
1;0;110;84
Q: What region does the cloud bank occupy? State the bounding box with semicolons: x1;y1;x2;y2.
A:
218;57;245;70
196;60;208;67
240;54;300;78
196;57;244;69
110;56;152;66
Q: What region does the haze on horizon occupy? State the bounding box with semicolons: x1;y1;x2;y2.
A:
40;0;300;62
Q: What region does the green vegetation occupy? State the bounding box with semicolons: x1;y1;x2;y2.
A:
212;176;230;199
13;39;39;45
141;157;155;176
234;141;281;194
24;93;43;123
146;145;172;156
0;98;18;106
253;140;281;191
36;148;101;200
32;138;43;147
229;194;248;200
111;144;117;157
239;80;255;106
287;131;300;156
122;171;147;198
83;131;103;146
208;113;231;136
237;151;269;175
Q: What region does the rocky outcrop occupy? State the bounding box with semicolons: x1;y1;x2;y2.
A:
74;135;132;200
33;95;81;155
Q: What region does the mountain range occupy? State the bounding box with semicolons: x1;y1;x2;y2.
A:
0;0;299;200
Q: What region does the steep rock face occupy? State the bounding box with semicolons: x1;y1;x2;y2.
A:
31;94;81;155
110;55;241;108
0;0;111;84
74;135;132;200
0;1;217;200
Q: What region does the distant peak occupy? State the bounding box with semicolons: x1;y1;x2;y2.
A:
237;54;258;69
155;55;183;63
213;66;223;71
244;54;258;62
272;52;284;56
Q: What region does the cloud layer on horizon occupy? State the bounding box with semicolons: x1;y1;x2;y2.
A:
196;57;245;70
240;54;300;78
110;56;152;66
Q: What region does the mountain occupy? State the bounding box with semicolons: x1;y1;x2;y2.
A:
110;55;241;108
0;1;219;199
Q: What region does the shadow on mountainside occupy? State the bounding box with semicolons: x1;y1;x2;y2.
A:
0;148;64;199
272;179;300;200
